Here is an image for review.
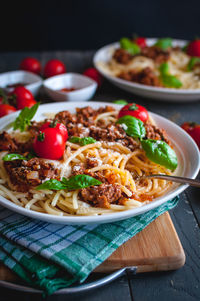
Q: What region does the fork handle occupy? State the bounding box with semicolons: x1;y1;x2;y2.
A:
146;174;200;188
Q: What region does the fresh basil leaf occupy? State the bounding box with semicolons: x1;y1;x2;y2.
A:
159;62;169;75
187;57;200;71
154;38;172;50
159;63;182;88
117;115;146;139
141;139;178;171
161;74;182;88
62;175;102;190
113;100;128;105
2;153;27;161
69;136;97;146
36;179;67;190
36;175;102;191
13;102;40;132
120;38;141;55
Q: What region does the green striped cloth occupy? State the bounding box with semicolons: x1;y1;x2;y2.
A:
0;197;178;295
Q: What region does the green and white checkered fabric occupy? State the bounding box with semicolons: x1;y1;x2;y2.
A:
0;197;178;295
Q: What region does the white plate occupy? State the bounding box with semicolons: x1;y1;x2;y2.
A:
0;70;43;97
43;73;97;102
93;38;200;102
0;101;199;224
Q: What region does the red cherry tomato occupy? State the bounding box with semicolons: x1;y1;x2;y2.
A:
44;59;66;78
11;86;36;110
0;104;16;117
20;57;41;75
118;103;149;122
181;122;200;150
83;67;102;87
134;37;147;48
17;98;37;110
33;128;66;160
40;120;68;141
187;40;200;57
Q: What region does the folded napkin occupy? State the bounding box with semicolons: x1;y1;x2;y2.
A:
0;197;178;295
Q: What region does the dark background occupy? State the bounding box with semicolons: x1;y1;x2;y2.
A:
1;0;200;52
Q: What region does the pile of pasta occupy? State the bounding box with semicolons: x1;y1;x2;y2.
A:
0;110;172;216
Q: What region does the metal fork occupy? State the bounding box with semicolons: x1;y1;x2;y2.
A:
136;174;200;188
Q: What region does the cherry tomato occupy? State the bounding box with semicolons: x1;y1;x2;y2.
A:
134;37;147;48
10;86;36;110
44;59;66;78
17;98;37;110
187;40;200;57
0;104;16;117
40;120;68;141
33;128;66;160
118;103;149;122
20;57;41;75
181;122;200;150
83;67;102;87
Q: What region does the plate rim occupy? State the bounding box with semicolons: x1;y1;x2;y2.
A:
0;101;199;224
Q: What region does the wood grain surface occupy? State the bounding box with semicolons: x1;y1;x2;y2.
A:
96;212;185;273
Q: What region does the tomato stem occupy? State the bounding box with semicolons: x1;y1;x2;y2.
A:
50;119;58;128
37;131;45;142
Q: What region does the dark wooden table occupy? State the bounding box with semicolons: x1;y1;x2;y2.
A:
0;51;200;301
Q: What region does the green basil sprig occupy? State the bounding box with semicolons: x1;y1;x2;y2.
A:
112;100;128;105
159;63;182;88
2;153;27;161
36;174;102;191
120;38;141;55
117;115;146;139
154;38;172;50
13;102;40;132
141;139;178;171
2;152;35;162
187;57;200;71
69;136;97;146
116;114;178;171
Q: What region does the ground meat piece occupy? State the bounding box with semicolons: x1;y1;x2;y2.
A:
4;158;59;192
145;122;171;145
117;136;140;151
68;125;90;137
89;124;125;141
118;67;162;87
0;132;18;152
28;120;46;137
16;138;34;153
55;107;98;133
76;106;98;127
141;46;170;64
86;156;100;168
54;110;77;127
71;163;85;176
97;106;116;114
79;183;122;208
113;48;133;64
0;131;34;153
89;124;139;151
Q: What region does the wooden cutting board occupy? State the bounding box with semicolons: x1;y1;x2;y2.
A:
0;212;185;284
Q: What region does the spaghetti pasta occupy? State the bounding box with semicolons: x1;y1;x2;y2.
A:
0;105;175;216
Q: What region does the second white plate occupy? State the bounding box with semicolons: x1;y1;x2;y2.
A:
93;39;200;102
